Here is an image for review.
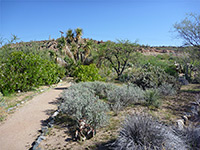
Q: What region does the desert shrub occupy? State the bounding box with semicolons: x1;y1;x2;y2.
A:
0;51;65;95
158;83;177;96
136;54;177;77
144;89;161;108
59;84;109;129
98;64;112;80
0;41;52;63
131;64;180;90
59;81;146;128
107;84;144;113
111;114;188;150
73;64;104;82
74;81;117;99
68;82;144;112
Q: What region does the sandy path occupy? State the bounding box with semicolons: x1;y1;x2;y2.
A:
0;82;70;150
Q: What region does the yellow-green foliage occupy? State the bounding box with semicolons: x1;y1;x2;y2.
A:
0;51;65;95
73;64;104;82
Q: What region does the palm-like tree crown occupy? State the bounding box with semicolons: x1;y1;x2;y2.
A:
66;29;74;39
75;28;83;40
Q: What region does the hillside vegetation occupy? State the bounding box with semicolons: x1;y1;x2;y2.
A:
0;22;200;149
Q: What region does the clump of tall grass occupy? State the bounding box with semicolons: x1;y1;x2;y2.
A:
111;113;188;150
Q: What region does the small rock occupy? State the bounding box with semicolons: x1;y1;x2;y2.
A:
52;111;59;118
190;102;199;105
176;119;184;130
7;108;13;112
41;126;49;135
178;77;189;85
182;115;188;125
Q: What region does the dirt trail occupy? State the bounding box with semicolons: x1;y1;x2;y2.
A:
0;82;70;150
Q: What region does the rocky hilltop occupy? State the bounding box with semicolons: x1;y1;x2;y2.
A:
8;38;183;55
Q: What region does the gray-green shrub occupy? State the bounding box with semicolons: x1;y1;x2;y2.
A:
59;82;145;128
111;114;188;150
107;84;144;112
72;81;117;99
60;84;109;129
70;82;144;112
158;83;177;96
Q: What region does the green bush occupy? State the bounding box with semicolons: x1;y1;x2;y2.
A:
73;64;104;82
0;51;65;95
131;64;180;90
144;89;161;108
135;54;178;77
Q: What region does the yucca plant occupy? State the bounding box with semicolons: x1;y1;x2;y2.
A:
75;28;83;41
66;29;74;42
144;89;161;108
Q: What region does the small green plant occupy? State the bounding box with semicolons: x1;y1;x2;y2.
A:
144;89;161;108
73;64;104;82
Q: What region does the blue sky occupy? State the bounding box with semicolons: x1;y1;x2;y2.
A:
0;0;199;46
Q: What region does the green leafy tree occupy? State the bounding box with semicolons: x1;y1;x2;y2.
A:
99;40;139;79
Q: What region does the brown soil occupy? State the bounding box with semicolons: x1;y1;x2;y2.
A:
0;82;71;150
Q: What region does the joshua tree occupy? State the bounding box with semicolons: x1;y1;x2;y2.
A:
66;29;74;43
57;36;75;62
57;28;92;65
75;28;83;42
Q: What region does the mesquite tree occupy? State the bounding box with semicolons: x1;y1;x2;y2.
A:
99;40;139;79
